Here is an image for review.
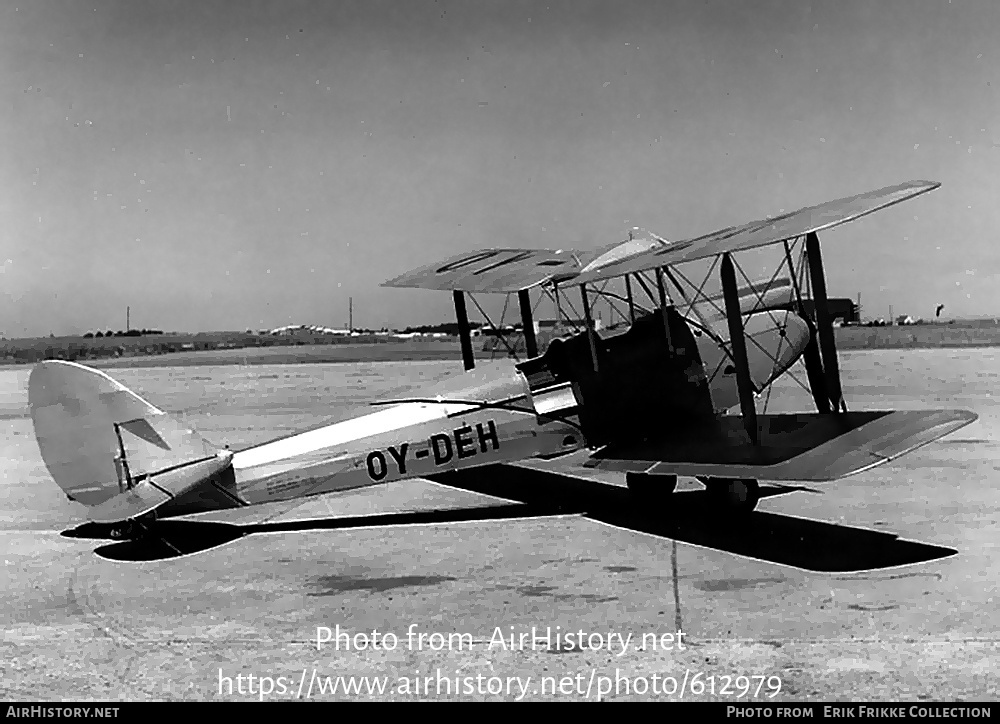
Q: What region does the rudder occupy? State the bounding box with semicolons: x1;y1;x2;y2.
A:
28;360;221;510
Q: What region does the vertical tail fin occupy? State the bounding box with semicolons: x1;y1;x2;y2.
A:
28;361;222;511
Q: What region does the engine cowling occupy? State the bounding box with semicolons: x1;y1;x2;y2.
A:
697;309;810;413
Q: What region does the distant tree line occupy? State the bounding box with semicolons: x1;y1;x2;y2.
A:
82;329;164;338
0;326;452;366
401;322;482;335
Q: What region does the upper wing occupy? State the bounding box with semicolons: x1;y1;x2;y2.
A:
381;245;618;293
572;180;940;285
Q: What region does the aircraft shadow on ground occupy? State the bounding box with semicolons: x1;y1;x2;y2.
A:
60;503;574;562
427;465;958;573
61;465;956;571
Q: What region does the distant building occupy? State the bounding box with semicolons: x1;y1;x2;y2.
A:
472;326;517;338
536;318;603;333
268;324;352;336
783;299;859;325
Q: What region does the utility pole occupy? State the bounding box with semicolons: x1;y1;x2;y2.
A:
856;293;861;323
126;306;130;331
349;297;353;331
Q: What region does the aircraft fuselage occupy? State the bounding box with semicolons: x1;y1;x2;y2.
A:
226;309;809;508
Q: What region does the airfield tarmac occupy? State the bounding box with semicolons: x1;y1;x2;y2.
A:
1;349;998;701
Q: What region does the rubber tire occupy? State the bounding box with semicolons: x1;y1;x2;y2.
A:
109;521;135;540
705;477;760;513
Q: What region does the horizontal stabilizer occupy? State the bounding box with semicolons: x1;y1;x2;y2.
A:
585;409;977;481
87;453;233;523
87;480;171;524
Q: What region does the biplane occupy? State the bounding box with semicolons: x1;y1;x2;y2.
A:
30;180;977;569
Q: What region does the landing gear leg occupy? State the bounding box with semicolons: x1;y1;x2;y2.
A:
700;477;760;513
627;472;678;506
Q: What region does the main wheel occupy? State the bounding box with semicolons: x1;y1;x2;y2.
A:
703;477;760;513
626;472;677;506
107;512;155;541
109;521;137;540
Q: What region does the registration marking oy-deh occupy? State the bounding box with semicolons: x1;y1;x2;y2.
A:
365;420;500;481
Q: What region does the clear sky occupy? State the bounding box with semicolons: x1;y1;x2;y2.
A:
2;0;998;336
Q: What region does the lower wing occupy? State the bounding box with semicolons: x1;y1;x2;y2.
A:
583;409;977;481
